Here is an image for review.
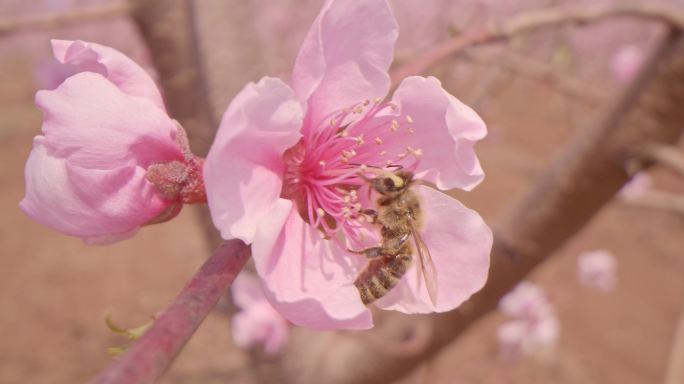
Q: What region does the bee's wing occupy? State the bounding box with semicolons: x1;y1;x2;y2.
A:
408;215;439;306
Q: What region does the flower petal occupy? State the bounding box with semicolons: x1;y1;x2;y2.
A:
51;39;165;109
35;72;182;170
388;76;487;191
374;185;492;313
252;202;372;330
204;77;304;243
292;0;397;127
20;139;168;241
232;272;267;309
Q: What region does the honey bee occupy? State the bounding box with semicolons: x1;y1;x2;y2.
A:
350;169;439;306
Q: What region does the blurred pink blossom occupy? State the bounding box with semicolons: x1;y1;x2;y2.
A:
498;282;559;360
620;172;653;200
232;273;289;356
21;40;205;244
577;250;618;292
204;0;492;330
611;45;645;84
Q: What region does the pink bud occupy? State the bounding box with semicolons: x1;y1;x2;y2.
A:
611;45;644;84
20;40;204;244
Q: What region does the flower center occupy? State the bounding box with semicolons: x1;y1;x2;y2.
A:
282;99;423;247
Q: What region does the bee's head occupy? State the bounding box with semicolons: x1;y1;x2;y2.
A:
370;170;414;196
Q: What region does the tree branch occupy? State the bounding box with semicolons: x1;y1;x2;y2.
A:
283;29;684;384
620;189;684;216
640;144;684;177
390;3;684;83
88;240;250;384
464;50;607;105
0;3;129;35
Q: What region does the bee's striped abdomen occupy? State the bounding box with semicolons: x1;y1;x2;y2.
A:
354;245;413;305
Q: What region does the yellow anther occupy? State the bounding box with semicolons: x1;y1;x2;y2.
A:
406;115;414;123
363;99;370;106
340;129;349;137
355;135;365;145
330;119;337;127
412;148;423;156
390;120;399;132
375;136;383;145
316;208;325;217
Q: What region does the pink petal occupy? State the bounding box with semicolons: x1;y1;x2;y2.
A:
232;272;267;309
388;76;487;191
620;172;653;200
204;77;304;243
252;202;372;330
577;250;618;292
292;0;398;127
499;281;552;319
374;185;492;313
376;185;492;313
611;45;644;84
51;39;165;110
20;139;168;241
35;72;182;170
231;272;290;356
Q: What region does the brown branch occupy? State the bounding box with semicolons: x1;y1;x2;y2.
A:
282;29;684;384
88;240;250;384
0;3;129;35
390;3;684;83
640;144;684;177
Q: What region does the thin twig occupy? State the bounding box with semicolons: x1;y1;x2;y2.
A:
464;50;607;105
88;240;251;384
620;190;684;216
0;3;129;35
640;145;684;177
284;29;684;384
390;3;684;83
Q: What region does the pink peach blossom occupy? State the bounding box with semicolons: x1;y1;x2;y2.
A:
577;249;617;292
232;272;289;356
20;40;205;244
611;45;645;84
619;171;653;200
205;0;492;330
498;282;559;360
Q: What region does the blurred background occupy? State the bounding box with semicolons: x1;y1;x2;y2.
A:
1;0;683;383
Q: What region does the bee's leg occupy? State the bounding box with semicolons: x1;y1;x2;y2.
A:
348;246;385;259
348;233;410;259
360;208;378;223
